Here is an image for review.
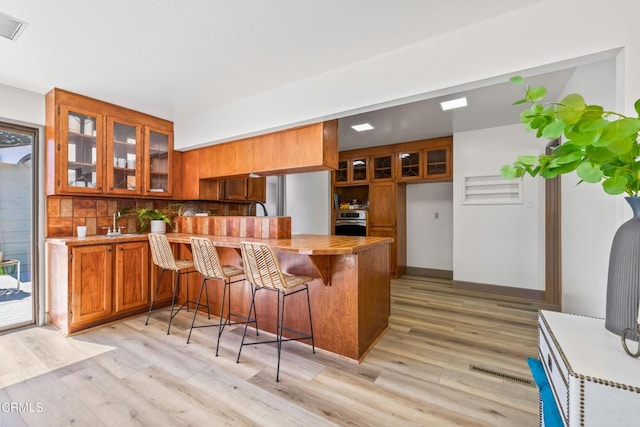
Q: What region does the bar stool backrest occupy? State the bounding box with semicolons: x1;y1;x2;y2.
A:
240;242;287;291
148;233;179;272
190;236;226;280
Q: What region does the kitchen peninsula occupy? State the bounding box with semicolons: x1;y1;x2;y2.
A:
47;216;392;361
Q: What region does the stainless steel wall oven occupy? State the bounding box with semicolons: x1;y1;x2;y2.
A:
334;209;367;236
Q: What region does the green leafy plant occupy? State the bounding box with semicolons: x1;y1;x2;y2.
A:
120;203;182;231
501;76;640;196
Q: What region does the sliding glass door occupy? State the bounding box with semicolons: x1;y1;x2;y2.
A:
0;123;37;331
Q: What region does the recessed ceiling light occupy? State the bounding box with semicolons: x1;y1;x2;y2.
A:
440;97;468;111
0;11;27;41
351;123;374;132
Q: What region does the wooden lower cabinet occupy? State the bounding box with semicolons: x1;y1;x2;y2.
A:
70;245;113;328
48;240;151;335
114;241;149;313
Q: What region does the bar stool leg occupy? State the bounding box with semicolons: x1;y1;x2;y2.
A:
305;285;315;353
187;276;207;344
146;269;165;325
236;285;258;363
276;290;285;382
167;271;181;335
215;279;230;357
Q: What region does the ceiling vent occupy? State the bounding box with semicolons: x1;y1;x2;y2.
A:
0;11;27;41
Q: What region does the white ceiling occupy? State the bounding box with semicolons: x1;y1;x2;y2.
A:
0;0;557;150
337;68;576;150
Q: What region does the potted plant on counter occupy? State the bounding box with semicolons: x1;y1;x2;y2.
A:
121;203;182;234
501;76;640;345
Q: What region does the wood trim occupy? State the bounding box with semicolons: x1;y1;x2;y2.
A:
405;267;453;280
545;139;561;307
452;279;546;302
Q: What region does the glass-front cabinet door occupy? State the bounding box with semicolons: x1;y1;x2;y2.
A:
144;126;173;196
59;106;103;193
372;154;394;181
351;157;368;183
333;159;349;185
397;151;422;181
424;145;451;180
106;117;142;194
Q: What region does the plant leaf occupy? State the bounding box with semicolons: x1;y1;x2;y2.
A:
516;155;539;166
556;94;586;125
556;151;584;165
606;136;634;155
635;98;640;117
526;86;547;103
598;118;640;145
576;162;603;183
542;121;565;139
501;165;519;178
603;176;628;195
510;76;525;85
585;145;618;162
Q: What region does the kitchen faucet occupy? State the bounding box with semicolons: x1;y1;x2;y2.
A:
104;211;123;236
248;201;268;216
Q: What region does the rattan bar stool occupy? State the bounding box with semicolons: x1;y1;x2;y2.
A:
188;236;258;353
146;233;199;335
236;241;315;382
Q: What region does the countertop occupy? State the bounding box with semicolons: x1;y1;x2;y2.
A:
47;233;392;255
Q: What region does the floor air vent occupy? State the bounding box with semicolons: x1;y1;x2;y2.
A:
470;364;534;387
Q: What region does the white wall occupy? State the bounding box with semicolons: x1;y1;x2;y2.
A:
0;83;44;125
453;124;545;291
558;60;621;317
284;171;331;235
406;182;453;271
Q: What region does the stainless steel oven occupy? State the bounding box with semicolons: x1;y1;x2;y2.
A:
334;209;367;236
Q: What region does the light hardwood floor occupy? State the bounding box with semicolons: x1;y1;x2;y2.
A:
0;276;542;426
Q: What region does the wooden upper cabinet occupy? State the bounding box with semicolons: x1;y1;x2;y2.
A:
397;150;422;182
106;116;143;195
246;177;266;202
57;105;105;193
350;157;368;183
333;159;349;185
144;125;173;197
424;144;452;180
333;155;369;185
220;177;266;202
46;88;174;198
334;137;452;187
221;178;247;201
371;153;394;182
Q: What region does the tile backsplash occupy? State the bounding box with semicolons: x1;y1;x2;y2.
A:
46;196;251;237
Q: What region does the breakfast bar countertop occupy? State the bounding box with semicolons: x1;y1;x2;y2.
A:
46;233;392;255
